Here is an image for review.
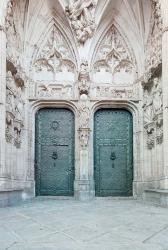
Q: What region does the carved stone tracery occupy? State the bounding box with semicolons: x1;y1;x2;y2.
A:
33;25;76;80
92;25;136;86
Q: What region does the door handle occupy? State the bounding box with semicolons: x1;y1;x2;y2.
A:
110;152;116;168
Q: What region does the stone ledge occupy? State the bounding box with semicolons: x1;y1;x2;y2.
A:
0;188;23;192
143;189;168;207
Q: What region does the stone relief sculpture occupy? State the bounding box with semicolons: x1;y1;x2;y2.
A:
143;75;163;149
77;97;91;148
79;128;91;148
91;86;134;99
146;126;155;150
78;101;90;128
145;1;162;75
5;68;25;149
143;89;154;124
14;87;25;122
65;0;97;43
37;83;73;99
78;60;90;97
152;77;163;115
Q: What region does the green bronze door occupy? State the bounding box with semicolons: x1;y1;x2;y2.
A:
35;108;75;196
94;109;133;197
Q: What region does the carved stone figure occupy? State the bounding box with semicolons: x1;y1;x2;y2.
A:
6;72;16;113
14;87;25;122
6;112;14;143
78;101;90;128
152;77;162;114
146;125;155;150
78;60;90;96
14;121;22;148
143;89;154;124
79;128;90;148
65;0;97;43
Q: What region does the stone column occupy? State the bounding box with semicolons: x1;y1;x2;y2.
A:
0;11;7;182
160;0;168;188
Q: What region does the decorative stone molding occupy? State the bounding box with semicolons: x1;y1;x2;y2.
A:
65;0;97;44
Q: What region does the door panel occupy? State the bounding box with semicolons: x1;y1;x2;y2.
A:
35;108;75;196
94;109;133;197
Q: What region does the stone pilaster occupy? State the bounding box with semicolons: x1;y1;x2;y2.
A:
160;0;168;188
74;128;95;201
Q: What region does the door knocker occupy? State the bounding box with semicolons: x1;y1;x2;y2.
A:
110;152;116;168
51;151;58;167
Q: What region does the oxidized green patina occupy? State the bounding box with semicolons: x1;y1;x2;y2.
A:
35;108;75;196
94;109;133;197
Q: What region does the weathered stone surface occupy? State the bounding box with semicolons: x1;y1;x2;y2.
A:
0;199;167;249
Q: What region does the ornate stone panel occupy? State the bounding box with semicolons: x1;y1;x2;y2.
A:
30;25;77;99
92;25;136;86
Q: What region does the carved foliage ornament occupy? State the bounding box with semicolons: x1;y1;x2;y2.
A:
65;0;97;43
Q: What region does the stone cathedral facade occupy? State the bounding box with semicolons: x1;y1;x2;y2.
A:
0;0;167;207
